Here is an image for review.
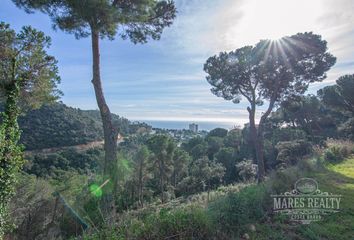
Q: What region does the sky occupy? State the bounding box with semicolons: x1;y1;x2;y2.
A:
1;0;354;126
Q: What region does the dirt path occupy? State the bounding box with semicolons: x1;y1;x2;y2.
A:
25;137;124;155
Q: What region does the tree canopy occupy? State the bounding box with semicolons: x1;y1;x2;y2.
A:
318;74;354;115
13;1;177;217
204;32;336;108
0;22;60;237
204;32;336;181
0;22;61;110
13;0;176;42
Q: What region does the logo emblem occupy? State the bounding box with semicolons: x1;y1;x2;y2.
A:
295;178;318;194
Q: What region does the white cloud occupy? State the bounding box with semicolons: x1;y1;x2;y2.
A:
62;0;354;123
162;0;354;61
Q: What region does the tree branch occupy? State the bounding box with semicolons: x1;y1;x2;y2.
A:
257;97;276;136
238;88;253;105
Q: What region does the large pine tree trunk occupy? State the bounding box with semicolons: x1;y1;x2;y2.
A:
91;30;118;221
160;163;164;203
91;31;118;174
255;135;265;182
248;106;266;182
138;161;143;207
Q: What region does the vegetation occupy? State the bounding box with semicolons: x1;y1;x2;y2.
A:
1;2;354;240
74;152;354;240
0;23;60;238
25;148;103;177
13;0;177;219
204;33;336;181
16;102;146;150
318;74;354;115
0;80;24;238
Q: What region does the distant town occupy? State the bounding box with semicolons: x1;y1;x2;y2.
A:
149;123;208;144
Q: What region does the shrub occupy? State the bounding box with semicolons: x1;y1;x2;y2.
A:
208;128;228;138
114;206;212;240
24;148;102;177
338;117;354;141
236;160;257;182
324;146;348;163
270;128;308;144
208;185;269;235
275;140;312;168
323;139;353;163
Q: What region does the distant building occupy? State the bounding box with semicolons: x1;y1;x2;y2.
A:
189;123;198;133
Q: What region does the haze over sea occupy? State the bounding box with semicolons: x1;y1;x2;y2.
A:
141;120;239;131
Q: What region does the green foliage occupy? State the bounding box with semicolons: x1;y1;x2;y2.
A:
204;32;336;181
177;157;225;195
324;147;343;163
223;128;243;148
270;127;308;144
82;206;211;240
206;136;224;160
25;148;103;177
204;33;336;106
235;160;258;182
130;145;152;207
127;207;211;240
189;142;208;160
0;22;60;238
147;135;176;202
171;148;190;187
250;158;354;240
323;139;354;163
8;173;56;239
13;1;177;218
338;117;354;141
323;144;351;164
318;74;354;115
0;22;61;110
275;140;312;168
269;94;343;142
208;128;228;138
10;172;94;239
208;184;268;235
17;102;135;150
14;0;176;42
181;136;205;152
327;157;354;179
0;104;24;238
215;147;238;183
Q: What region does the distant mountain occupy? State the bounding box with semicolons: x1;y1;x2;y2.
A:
16;102;150;150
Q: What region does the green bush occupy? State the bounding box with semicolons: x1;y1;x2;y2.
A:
83;206;212;240
235;160;257;182
25;148;103;177
323;145;350;163
275;140;312;168
135;207;211;239
208;185;269;235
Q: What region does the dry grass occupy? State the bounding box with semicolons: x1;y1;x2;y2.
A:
325;138;354;152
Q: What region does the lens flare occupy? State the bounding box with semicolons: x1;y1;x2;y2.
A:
89;184;103;198
89;179;110;198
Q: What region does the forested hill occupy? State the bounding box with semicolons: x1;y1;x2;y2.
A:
16;102;150;150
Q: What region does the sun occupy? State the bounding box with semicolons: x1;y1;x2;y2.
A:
226;0;324;47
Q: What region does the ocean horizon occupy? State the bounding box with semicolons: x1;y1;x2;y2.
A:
139;120;240;131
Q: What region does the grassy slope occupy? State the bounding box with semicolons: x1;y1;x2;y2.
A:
82;158;354;240
251;158;354;240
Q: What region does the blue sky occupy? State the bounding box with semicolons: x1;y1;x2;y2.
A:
1;0;354;126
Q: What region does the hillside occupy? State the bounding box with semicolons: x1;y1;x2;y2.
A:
16;102;149;150
79;156;354;240
247;157;354;240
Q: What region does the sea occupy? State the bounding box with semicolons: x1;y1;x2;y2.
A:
141;120;237;131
